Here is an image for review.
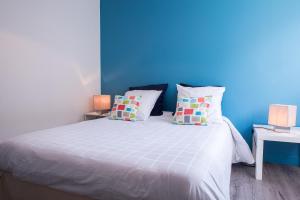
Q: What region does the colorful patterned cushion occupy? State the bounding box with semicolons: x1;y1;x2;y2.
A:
129;84;168;116
173;96;212;125
110;95;141;121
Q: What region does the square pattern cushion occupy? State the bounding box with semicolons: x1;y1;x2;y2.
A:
176;84;225;123
174;96;212;125
110;95;141;121
173;83;223;116
129;84;168;116
125;90;162;121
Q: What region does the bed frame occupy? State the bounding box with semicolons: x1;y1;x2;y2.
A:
0;171;94;200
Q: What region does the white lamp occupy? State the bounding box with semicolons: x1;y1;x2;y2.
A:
268;104;297;133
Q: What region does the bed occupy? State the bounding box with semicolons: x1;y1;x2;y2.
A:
0;112;254;200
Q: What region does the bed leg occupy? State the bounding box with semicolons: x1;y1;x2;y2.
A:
0;172;11;200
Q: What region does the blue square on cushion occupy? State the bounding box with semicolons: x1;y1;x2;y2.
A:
117;111;122;118
183;98;189;102
190;98;197;103
195;111;202;115
126;107;132;112
184;116;190;123
129;83;168;116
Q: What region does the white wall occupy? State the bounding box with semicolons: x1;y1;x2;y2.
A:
0;0;100;140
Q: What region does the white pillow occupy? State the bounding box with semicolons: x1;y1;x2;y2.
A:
176;84;225;123
125;90;162;121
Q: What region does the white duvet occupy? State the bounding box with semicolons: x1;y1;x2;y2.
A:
0;112;254;200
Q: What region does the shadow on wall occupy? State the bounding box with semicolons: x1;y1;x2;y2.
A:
0;31;99;140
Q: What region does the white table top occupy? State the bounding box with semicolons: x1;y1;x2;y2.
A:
85;112;102;116
254;127;300;143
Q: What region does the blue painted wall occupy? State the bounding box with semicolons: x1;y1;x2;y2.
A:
101;0;300;165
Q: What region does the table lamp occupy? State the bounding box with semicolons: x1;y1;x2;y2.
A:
93;95;111;114
268;104;297;133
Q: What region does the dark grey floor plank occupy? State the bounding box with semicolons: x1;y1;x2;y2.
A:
230;163;300;200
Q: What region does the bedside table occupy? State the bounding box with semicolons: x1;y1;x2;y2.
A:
252;127;300;180
84;112;109;121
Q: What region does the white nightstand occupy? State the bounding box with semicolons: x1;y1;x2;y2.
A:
84;112;109;121
252;127;300;180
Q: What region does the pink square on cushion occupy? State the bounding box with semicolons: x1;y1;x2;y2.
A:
117;105;125;110
184;109;194;115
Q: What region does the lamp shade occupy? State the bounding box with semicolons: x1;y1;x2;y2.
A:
268;104;297;128
93;95;111;111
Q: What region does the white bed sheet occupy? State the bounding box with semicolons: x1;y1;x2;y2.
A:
0;112;253;200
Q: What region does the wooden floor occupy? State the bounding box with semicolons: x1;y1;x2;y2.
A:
230;163;300;200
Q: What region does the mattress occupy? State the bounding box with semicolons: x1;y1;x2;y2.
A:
0;112;254;200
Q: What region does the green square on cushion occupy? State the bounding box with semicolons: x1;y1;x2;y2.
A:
190;103;199;108
201;117;208;124
130;113;136;119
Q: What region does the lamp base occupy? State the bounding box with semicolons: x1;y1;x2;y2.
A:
95;110;110;116
273;126;291;133
253;124;292;133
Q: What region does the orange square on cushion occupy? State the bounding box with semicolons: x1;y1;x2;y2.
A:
198;97;204;103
